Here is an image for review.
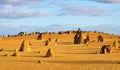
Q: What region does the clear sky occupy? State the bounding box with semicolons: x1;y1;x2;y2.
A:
0;0;120;35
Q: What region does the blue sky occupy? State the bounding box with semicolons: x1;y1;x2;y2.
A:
0;0;120;35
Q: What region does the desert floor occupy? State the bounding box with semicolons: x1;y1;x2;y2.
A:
0;33;120;70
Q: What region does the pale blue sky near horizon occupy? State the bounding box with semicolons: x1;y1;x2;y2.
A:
0;0;120;35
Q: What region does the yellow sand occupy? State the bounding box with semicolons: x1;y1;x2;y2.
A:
0;32;120;70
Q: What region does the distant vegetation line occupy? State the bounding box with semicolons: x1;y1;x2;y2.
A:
0;24;120;36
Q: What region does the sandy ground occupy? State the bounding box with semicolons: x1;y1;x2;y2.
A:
0;32;120;70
